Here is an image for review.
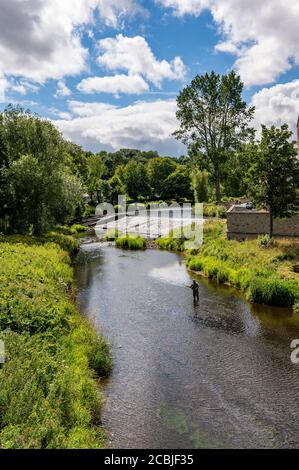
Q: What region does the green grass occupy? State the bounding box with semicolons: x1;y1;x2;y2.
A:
203;204;227;219
0;231;111;449
157;220;299;307
185;221;299;307
115;234;147;250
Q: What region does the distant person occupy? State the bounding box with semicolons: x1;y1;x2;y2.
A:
188;280;199;304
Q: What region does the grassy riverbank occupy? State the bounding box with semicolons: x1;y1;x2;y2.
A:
0;227;112;449
158;220;299;308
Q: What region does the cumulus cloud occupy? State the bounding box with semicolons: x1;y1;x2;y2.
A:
157;0;299;87
77;74;149;95
54;99;186;155
0;0;145;98
251;80;299;137
55;80;72;98
97;34;187;87
157;0;210;16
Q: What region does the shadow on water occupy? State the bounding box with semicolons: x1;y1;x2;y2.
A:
75;244;299;449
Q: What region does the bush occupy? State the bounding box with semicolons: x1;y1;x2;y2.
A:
115;234;146;250
247;278;297;307
89;337;112;377
203;204;227;219
257;234;275;249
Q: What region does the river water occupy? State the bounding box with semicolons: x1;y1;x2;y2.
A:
75;243;299;449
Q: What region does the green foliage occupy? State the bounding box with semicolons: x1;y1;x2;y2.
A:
185;221;299;307
161;166;192;201
192;169;210;203
246;124;298;236
123;161;150;200
247;278;297;307
0;107;84;235
115;234;147;250
147;157;177;197
85;154;106;203
257;235;275;249
89;337;112;377
0;237;111;448
203;204;227;219
156;236;186;252
174;71;255;201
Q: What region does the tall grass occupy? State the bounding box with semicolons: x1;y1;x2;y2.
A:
157;219;298;307
0;232;111;448
115;234;146;250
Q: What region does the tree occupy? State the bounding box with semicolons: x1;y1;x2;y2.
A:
174;71;255;202
191;169;209;202
85;154;106;203
123;161;150;200
161;167;192;201
147;157;177;198
246;124;298;237
222;143;257;198
7;154;83;235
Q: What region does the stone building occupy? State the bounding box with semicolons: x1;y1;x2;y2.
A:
227;206;299;240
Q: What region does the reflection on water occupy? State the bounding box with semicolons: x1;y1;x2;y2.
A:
75;245;299;449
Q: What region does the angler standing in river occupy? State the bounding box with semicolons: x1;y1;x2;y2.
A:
188;280;199;304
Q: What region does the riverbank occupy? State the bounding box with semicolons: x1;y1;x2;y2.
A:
0;226;111;449
157;220;299;308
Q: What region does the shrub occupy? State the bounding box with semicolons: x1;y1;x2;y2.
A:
257;234;275;249
90;337;112;377
203;204;227;219
247;277;297;307
115;234;146;250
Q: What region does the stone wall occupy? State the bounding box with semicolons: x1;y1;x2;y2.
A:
227;208;299;240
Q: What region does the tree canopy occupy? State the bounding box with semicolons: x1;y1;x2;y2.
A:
174;71;255;201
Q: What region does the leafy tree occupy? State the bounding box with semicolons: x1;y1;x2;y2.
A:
174;71;255;201
247;124;298;237
86;154;106;203
7;154;82;235
161;167;192;201
191;169;209;202
222;143;257;198
123;161;150;199
147;157;177;197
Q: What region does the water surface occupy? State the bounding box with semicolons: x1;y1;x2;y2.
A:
76;244;299;449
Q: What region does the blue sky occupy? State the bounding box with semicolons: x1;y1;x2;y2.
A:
0;0;299;156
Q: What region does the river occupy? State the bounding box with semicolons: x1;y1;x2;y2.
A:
75;242;299;449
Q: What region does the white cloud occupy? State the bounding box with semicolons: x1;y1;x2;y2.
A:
158;0;299;87
77;73;149;95
251;80;299;137
97;34;187;87
157;0;209;16
54;99;186;155
0;75;9;102
96;0;147;28
0;0;144;94
55;80;72;98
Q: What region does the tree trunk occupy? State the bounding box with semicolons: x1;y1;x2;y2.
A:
269;208;273;238
215;170;221;203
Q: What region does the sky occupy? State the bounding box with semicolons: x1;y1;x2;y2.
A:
0;0;299;156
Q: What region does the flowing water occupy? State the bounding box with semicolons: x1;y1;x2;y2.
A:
75;242;299;449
